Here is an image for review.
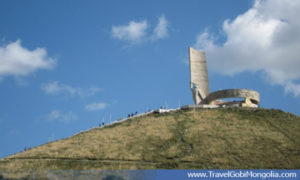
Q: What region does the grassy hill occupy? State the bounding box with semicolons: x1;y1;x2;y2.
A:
1;107;300;179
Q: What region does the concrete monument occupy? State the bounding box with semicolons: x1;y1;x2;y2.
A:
188;47;260;107
189;47;210;104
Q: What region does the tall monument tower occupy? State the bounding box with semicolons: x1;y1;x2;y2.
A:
188;47;260;107
189;47;210;104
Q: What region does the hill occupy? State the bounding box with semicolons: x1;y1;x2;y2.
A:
1;107;300;179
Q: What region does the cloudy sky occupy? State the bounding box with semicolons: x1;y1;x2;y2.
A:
0;0;299;158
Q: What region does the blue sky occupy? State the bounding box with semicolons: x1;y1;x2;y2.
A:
0;0;299;158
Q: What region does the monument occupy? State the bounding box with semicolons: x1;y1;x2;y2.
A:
188;47;260;108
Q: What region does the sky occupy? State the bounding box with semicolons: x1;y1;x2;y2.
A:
0;0;299;158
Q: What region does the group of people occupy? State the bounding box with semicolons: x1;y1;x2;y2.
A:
127;111;138;118
98;111;138;127
98;106;166;127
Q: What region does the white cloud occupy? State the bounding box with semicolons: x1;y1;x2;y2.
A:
152;15;169;40
112;20;148;43
42;81;77;95
47;110;77;123
85;102;107;111
41;81;102;97
0;40;55;79
285;82;300;97
194;0;300;97
111;15;169;44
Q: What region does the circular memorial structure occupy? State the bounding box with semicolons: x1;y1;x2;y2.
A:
202;89;260;107
189;47;260;107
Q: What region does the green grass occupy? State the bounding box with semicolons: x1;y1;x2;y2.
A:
1;108;300;179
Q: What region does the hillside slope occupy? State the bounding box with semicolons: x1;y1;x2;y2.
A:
1;108;300;178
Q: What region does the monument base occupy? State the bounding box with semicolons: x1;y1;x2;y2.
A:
181;101;258;110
